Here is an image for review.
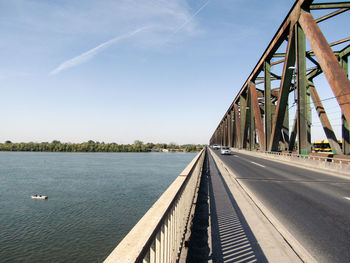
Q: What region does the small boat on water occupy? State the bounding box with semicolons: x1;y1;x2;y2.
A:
31;195;48;200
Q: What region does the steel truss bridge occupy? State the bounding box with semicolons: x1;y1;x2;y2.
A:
209;0;350;156
104;1;350;262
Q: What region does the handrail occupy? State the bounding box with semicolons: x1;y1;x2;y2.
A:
233;147;350;165
263;151;350;164
104;148;206;263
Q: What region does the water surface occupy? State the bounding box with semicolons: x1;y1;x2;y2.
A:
0;152;196;262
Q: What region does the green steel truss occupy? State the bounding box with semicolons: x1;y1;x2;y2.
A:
209;0;350;156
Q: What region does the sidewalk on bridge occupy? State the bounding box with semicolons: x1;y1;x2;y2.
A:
203;148;309;263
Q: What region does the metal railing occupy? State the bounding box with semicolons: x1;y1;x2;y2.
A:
261;150;350;164
104;148;206;263
232;147;350;175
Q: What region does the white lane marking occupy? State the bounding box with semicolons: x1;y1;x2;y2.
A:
250;161;265;168
344;197;350;201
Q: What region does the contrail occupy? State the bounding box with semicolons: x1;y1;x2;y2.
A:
165;0;210;42
50;1;209;75
50;26;150;75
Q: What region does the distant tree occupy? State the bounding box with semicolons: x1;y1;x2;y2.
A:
168;142;177;149
134;140;143;145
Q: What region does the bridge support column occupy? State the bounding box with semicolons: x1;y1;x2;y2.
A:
269;26;296;152
296;23;310;155
249;89;255;150
230;110;234;147
289;112;298;151
264;61;272;151
250;82;265;150
340;54;350;154
234;103;241;148
282;102;289;150
240;93;248;149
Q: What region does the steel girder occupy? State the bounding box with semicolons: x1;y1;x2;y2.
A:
209;0;350;155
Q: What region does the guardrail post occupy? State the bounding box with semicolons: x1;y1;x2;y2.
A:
155;231;161;263
143;251;150;263
150;240;156;263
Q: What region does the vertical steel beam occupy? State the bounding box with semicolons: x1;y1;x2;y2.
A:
307;84;312;152
264;61;272;151
309;82;342;154
221;123;224;145
225;115;230;146
289;112;298;151
243;91;250;149
282;101;290;150
341;55;350;154
299;10;350;125
250;82;266;150
226;117;230;146
224;118;227;146
296;23;309;155
249;91;255;150
227;115;231;147
234;103;241;148
223;120;226;146
342;114;350;154
269;26;296;151
240;94;247;148
230;110;234;147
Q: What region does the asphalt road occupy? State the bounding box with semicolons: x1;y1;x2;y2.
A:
213;150;350;263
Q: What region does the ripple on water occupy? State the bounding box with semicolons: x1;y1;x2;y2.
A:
0;152;196;263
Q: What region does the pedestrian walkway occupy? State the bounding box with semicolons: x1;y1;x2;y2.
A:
186;151;267;262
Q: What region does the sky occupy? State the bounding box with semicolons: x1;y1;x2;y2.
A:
0;0;348;144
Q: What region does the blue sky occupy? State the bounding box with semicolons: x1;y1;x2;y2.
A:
0;0;348;144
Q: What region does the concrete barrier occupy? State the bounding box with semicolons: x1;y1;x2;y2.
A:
104;149;206;263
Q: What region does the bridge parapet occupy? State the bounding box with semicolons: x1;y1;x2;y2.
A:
104;149;206;263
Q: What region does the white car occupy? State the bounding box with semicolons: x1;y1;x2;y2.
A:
220;146;231;155
212;144;221;150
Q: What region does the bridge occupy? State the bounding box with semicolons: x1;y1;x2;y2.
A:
104;0;350;262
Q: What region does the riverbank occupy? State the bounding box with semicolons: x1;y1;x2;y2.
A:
0;140;204;153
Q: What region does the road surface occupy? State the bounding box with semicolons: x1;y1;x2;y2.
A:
212;150;350;263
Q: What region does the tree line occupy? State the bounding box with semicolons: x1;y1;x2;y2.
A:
0;140;204;153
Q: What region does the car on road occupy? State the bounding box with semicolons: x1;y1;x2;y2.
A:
212;144;221;150
220;146;231;155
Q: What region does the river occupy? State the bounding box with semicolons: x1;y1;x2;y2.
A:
0;151;196;262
